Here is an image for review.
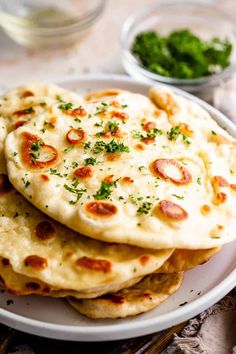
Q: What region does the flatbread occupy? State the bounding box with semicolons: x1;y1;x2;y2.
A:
0;84;173;293
0;258;143;299
0;246;219;299
68;272;184;319
157;248;220;273
5;86;236;249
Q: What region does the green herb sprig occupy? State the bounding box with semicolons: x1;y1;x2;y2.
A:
132;29;232;79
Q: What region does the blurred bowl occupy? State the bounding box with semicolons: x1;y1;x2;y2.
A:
0;0;106;48
121;0;236;98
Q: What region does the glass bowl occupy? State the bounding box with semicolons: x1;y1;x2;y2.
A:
0;0;106;48
121;0;236;98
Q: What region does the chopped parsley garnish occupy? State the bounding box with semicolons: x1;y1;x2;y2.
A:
71;161;79;168
84;157;97;166
49;168;63;177
83;141;92;150
93;141;106;153
105;140;129;153
64;146;74;153
64;184;87;204
129;194;137;205
211;130;217;135
56;95;62;102
108;121;119;133
31;141;43;151
93;140;129;154
95;121;119;137
167;125;191;145
30;141;44;160
40;102;47;107
21;177;30;188
137;202;153;215
197;177;201;185
132;128;163;141
94;122;103;127
58;101;73;110
172;194;184;200
94;180;118;200
95;103;109;115
132;29;232;79
74;118;81;123
95;131;104;138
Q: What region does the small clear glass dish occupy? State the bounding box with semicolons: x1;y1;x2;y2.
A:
121;0;236;98
0;0;106;48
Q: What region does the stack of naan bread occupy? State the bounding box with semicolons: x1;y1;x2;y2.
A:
0;82;235;319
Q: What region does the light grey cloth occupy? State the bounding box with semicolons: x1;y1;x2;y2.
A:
163;288;236;354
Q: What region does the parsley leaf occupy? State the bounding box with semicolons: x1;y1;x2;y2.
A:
21;177;30;188
167;125;191;145
58;102;73;110
93;140;129;154
132;29;232;79
172;194;184;200
94;180;118;200
83;141;92;151
137;202;153;215
49;168;63;177
64;184;86;204
30;141;44;160
64;146;74;153
84;157;97;166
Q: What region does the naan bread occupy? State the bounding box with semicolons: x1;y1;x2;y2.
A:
0;84;173;292
0;247;217;299
68;272;184;319
0;258;143;299
156;248;220;273
5;86;236;249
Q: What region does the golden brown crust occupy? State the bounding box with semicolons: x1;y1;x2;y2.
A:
151;159;192;185
74;166;93;179
157;200;188;220
85;201;118;217
35;221;56;241
76;256;112;273
24;255;48;270
157;248;220;273
21;132;60;170
66;128;87;144
68;273;184;319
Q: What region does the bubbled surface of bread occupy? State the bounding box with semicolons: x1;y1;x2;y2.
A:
4;86;236;249
0;84;173;293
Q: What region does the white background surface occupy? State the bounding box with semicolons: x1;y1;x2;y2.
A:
0;0;235;90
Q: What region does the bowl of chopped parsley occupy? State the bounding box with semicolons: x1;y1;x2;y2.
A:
121;1;236;96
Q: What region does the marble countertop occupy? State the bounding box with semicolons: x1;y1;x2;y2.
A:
0;0;235;90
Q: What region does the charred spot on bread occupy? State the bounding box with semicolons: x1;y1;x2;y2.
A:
76;256;112;273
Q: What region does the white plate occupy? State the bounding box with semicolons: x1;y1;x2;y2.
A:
0;74;236;341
